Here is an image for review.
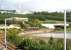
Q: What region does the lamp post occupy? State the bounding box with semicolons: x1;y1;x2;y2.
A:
5;19;7;50
5;18;12;50
64;10;66;50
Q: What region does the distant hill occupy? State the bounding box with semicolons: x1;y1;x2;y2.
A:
0;11;71;24
0;10;16;14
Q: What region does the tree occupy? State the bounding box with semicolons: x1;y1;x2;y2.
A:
66;11;71;22
29;19;41;27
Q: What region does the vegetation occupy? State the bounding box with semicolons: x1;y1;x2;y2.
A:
27;19;42;27
0;11;64;24
18;37;64;50
7;28;23;46
67;39;71;50
18;38;71;50
0;11;71;23
66;11;71;22
0;10;71;50
4;28;70;50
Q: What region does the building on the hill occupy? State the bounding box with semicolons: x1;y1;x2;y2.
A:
6;17;28;24
13;17;28;22
0;17;28;29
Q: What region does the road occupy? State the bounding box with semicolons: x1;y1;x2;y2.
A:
20;32;71;39
32;32;71;39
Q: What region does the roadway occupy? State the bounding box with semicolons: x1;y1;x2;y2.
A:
31;32;71;39
20;32;71;39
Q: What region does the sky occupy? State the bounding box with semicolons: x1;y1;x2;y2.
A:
0;0;71;12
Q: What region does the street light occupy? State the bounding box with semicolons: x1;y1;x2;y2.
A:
5;19;7;50
5;18;12;50
64;10;67;50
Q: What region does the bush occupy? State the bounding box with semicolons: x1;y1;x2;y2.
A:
7;28;23;46
17;38;64;50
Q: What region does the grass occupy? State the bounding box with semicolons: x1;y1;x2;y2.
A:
41;20;64;24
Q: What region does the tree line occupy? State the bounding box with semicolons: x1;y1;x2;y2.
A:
0;11;71;24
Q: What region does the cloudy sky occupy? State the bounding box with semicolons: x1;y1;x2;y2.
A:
0;0;71;12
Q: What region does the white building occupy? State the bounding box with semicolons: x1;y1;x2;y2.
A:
41;23;69;29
